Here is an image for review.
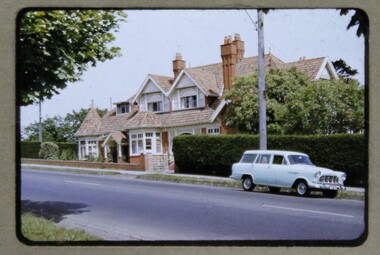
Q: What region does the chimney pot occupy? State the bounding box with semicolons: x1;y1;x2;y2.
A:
175;53;182;60
228;35;233;44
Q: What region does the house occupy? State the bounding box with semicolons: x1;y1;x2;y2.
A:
74;34;338;165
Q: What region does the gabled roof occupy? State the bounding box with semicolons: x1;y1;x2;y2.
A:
102;131;128;146
168;69;221;97
283;57;338;80
168;53;287;97
149;74;172;92
74;107;102;137
132;74;172;103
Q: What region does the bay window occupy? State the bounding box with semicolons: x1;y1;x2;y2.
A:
130;132;162;156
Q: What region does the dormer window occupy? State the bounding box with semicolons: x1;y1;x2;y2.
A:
148;101;163;112
181;95;197;109
116;102;130;114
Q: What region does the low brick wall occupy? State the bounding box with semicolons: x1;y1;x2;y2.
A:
21;158;144;171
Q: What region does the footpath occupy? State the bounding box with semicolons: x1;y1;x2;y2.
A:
21;163;365;193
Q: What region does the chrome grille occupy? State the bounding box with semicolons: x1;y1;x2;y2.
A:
319;175;339;184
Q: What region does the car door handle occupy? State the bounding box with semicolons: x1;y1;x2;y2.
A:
288;171;299;174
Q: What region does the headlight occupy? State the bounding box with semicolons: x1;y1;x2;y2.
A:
314;171;322;178
341;174;346;182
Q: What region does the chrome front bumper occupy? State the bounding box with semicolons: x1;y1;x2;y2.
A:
309;183;346;191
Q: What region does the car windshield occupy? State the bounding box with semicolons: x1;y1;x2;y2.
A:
287;155;313;165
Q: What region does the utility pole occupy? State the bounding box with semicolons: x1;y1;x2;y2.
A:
38;100;42;142
257;9;267;150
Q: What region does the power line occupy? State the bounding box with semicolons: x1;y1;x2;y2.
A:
244;9;258;31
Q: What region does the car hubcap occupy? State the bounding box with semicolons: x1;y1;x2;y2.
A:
243;178;251;189
297;183;306;195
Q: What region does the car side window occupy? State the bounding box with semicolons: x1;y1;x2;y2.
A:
240;154;257;163
273;155;287;165
256;154;271;164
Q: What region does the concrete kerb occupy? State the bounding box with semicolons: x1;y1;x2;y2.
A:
21;163;365;193
21;164;150;175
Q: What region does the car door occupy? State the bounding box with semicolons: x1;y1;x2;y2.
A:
252;154;273;185
270;154;291;187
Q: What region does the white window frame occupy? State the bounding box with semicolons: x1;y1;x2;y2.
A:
116;103;130;114
207;127;221;135
180;95;197;109
129;131;163;156
147;101;163;112
78;139;98;159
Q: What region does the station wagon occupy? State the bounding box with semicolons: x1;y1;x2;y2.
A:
230;150;346;198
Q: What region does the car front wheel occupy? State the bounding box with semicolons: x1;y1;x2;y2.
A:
295;181;310;197
242;176;254;191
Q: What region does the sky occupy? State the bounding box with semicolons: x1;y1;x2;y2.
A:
20;9;365;128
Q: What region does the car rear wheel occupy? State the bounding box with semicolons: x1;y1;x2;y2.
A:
295;180;310;197
323;190;338;198
242;176;254;191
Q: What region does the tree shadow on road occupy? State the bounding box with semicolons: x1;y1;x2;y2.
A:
21;200;90;223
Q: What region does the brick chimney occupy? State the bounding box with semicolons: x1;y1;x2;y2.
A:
221;35;237;92
233;33;245;61
173;53;186;79
221;34;245;92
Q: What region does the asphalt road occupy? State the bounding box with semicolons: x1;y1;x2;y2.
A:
20;168;366;242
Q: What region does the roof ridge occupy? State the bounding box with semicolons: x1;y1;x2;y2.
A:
286;56;326;64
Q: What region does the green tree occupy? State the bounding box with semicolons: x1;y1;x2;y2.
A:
332;58;359;83
224;68;364;135
22;108;107;142
224;67;309;134
283;79;364;134
18;10;127;106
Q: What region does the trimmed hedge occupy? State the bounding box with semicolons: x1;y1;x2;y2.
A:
172;134;366;187
21;141;78;159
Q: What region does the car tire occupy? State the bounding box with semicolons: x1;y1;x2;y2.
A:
323;190;338;199
242;176;255;191
295;180;310;197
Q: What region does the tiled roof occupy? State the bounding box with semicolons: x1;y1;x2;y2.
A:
160;108;216;128
74;107;102;137
149;74;172;92
184;53;287;96
97;109;137;134
283;57;325;80
123;111;162;129
185;68;221;96
108;131;128;144
124;108;216;130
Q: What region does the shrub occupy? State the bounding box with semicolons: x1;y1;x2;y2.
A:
172;134;366;187
59;148;78;161
39;142;59;160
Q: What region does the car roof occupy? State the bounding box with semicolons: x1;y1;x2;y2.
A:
243;150;308;156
